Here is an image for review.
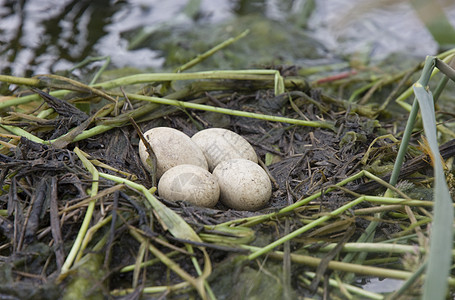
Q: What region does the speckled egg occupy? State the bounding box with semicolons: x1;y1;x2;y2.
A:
191;128;258;171
212;159;271;211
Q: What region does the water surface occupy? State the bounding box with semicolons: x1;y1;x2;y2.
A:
1;0;454;77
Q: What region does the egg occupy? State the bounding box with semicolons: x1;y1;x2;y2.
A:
158;164;220;208
191;128;258;171
138;127;208;178
212;159;271;211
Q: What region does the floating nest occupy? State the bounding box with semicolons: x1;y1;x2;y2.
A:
0;64;454;299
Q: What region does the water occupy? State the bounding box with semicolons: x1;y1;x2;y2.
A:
362;278;404;293
1;0;454;77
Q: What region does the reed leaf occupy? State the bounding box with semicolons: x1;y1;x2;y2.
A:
413;63;454;299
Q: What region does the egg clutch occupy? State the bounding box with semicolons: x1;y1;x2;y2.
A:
138;127;272;211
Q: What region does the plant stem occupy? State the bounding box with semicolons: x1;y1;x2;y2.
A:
121;92;334;129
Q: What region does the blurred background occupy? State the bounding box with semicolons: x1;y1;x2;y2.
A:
0;0;454;77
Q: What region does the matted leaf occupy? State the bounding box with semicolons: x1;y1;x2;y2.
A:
413;82;454;299
99;172;202;243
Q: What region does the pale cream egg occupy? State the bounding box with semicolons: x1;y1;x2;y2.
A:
138;127;208;178
212;159;271;211
158;164;220;208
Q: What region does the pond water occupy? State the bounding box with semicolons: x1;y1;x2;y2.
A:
1;0;454;77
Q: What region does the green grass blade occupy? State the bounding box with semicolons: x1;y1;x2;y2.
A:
413;81;453;299
61;147;99;274
248;196;366;260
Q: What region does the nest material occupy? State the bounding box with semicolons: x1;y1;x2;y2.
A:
0;79;449;299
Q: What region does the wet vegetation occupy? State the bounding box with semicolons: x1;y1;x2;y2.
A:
1;1;455;299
